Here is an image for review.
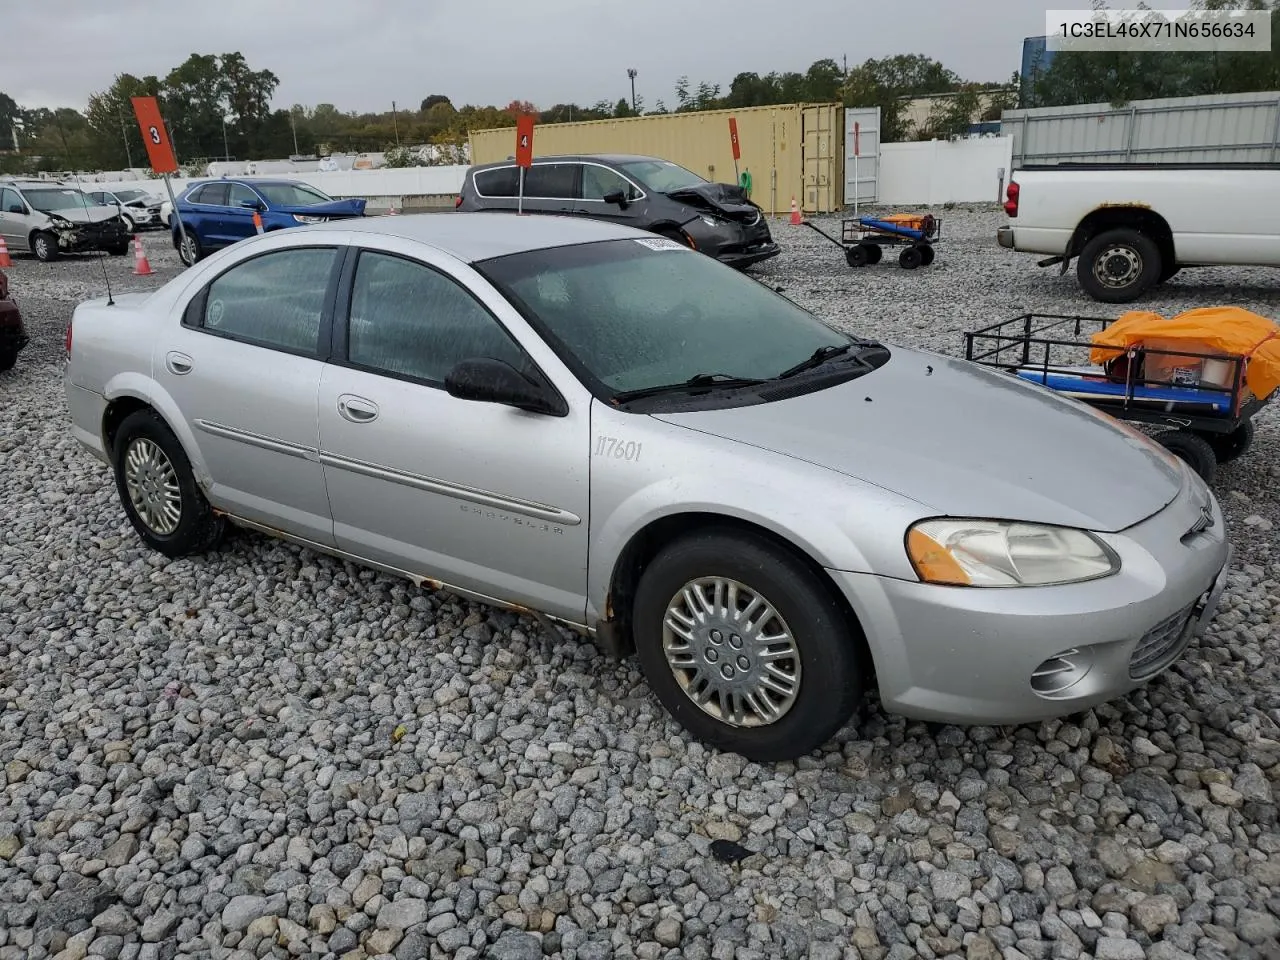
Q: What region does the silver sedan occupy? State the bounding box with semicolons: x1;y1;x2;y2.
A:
63;213;1232;760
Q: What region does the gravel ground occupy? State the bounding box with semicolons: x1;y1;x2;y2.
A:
0;208;1278;960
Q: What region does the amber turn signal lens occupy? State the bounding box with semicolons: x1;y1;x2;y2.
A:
907;528;971;586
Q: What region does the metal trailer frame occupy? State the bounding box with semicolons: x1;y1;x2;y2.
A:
963;312;1268;481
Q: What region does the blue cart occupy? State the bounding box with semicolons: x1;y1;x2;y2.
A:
803;214;942;269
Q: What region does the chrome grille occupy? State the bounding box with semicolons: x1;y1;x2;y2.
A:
1129;604;1195;680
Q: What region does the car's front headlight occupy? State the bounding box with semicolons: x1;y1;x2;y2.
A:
293;214;327;224
698;214;719;227
906;518;1119;587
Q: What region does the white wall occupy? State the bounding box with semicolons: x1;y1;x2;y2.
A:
877;136;1013;206
74;166;470;204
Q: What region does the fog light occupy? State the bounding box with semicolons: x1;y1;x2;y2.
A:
1031;647;1093;698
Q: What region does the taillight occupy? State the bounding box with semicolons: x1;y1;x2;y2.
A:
65;320;73;356
454;195;463;209
1004;181;1020;218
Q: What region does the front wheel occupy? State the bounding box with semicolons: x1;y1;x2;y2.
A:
845;244;869;268
632;530;866;761
898;246;923;270
106;243;129;256
111;409;225;557
31;232;58;262
1078;228;1161;303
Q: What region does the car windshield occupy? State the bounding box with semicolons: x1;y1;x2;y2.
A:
617;159;708;194
114;189;148;202
477;238;855;396
254;183;333;207
23;188;101;212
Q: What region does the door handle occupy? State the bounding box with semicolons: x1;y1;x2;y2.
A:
337;394;379;423
165;352;193;375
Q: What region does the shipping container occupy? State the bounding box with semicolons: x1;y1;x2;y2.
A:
1004;91;1280;166
469;103;846;215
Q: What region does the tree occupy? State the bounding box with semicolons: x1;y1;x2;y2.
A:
0;92;19;149
919;84;982;139
803;59;845;101
420;94;452;113
84;73;162;169
503;99;538;119
161;54;226;160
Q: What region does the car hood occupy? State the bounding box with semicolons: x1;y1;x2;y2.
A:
277;198;366;217
49;207;121;225
652;346;1184;532
665;182;761;220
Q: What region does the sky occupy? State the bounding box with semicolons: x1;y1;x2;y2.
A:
2;0;1044;114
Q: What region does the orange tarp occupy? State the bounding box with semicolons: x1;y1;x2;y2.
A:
1089;306;1280;402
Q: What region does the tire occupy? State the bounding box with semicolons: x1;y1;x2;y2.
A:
1154;429;1217;485
1158;263;1181;284
111;409;225;557
845;244;869;268
1196;421;1254;465
177;229;202;267
898;246;922;270
864;244;883;265
106;243;129;256
918;244;936;266
31;231;58;262
1078;228;1161;303
632;529;866;762
0;347;16;372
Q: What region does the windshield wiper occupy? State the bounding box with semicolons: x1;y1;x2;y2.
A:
611;372;768;404
776;343;857;379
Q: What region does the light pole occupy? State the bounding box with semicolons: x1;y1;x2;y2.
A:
627;68;638;113
221;115;231;161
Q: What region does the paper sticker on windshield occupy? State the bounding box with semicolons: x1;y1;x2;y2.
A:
632;237;689;252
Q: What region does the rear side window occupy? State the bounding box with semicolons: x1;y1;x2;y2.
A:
523;163;578;199
199;248;337;355
191;183;229;206
473;167;519;197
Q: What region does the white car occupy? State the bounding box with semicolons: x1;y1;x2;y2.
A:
87;188;165;233
998;162;1280;302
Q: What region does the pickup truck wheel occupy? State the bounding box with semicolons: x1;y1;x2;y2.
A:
31;232;59;262
1079;229;1160;303
1154;429;1217;485
632;529;866;762
111;410;225;557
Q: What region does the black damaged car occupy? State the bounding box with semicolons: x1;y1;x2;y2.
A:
456;153;780;269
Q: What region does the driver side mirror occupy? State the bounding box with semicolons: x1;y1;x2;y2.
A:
239;199;264;210
444;357;566;416
6;204;24;215
602;189;630;209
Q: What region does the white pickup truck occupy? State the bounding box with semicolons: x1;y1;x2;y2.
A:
997;163;1280;303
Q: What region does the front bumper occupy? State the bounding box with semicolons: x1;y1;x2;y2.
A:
997;225;1014;249
55;219;130;251
832;471;1231;725
683;214;781;268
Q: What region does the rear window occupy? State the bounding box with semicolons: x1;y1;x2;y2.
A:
473;167;519;197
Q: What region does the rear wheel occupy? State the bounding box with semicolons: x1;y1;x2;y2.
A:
918;244;935;266
1196;421;1254;465
864;244;883;265
1154;429;1217;485
177;229;202;267
111;409;225;557
1078;228;1161;303
898;246;922;270
632;529;866;761
31;232;58;262
845;244;869;268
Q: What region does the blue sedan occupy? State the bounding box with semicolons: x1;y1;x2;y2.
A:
171;178;367;265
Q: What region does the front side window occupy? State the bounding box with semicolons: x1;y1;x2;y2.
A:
255;183;332;207
581;165;639;201
0;188;22;213
477;239;852;395
227;183;260;208
199;247;337;355
346;251;529;384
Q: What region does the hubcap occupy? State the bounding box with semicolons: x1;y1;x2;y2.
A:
123;438;182;535
1094;244;1142;289
180;237;195;264
662;577;802;728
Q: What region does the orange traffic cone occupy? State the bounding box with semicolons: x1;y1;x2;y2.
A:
0;237;11;268
789;196;803;226
252;211;265;234
131;235;153;276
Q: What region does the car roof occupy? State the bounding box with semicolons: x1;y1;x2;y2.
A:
301;212;647;263
474;153;662;168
